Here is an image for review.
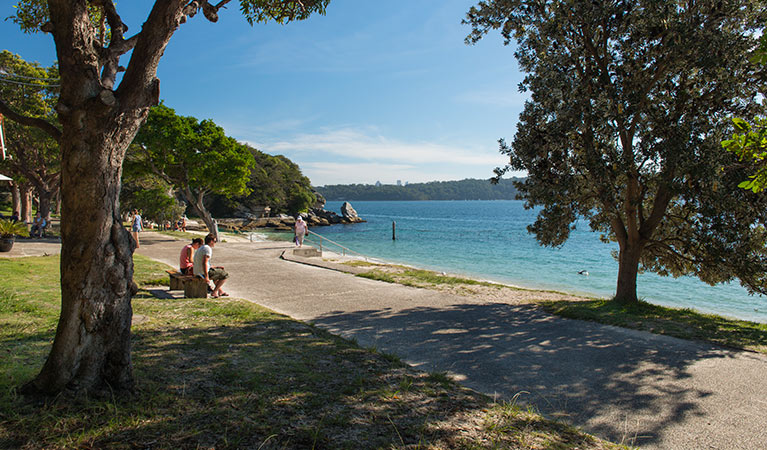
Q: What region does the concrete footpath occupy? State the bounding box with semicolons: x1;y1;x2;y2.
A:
37;233;767;449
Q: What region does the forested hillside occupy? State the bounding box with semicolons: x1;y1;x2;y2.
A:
208;146;316;217
316;178;522;201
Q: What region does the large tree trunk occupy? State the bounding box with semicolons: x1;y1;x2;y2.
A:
21;113;142;395
10;181;20;216
55;189;62;215
20;183;32;223
37;187;53;222
614;237;643;304
182;187;218;241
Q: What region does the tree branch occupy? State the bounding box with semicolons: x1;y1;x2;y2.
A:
0;98;62;141
117;1;187;110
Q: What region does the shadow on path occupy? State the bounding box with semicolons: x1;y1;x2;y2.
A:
313;302;734;446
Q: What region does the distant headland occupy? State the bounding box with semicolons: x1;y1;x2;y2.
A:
315;177;523;201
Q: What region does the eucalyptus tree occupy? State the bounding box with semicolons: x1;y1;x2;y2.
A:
0;51;60;220
129;103;254;240
466;0;767;304
1;0;330;396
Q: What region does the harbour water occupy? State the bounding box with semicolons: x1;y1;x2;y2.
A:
311;200;767;323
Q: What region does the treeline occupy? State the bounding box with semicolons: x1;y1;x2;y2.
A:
316;178;522;201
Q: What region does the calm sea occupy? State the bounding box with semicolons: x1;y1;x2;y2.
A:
312;200;767;323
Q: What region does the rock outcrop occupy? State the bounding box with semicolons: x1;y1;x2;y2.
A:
215;201;364;232
341;201;363;223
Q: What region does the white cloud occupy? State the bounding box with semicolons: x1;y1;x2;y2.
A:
263;128;501;167
301;161;492;186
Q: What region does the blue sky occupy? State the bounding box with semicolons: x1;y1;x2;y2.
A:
1;1;527;186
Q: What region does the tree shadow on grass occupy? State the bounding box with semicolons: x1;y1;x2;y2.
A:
310;302;759;447
4;317;532;449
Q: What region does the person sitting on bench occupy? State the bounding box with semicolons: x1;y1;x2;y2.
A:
193;233;229;298
179;237;203;275
30;213;47;238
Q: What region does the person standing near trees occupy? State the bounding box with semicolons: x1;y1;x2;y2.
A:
30;212;46;238
130;209;143;248
294;215;308;247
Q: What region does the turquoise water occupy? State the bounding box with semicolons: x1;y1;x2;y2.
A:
313;200;767;323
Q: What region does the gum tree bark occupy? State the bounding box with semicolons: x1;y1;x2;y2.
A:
20;183;33;223
182;186;219;241
10;182;20;216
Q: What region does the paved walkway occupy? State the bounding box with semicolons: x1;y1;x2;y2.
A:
9;233;766;449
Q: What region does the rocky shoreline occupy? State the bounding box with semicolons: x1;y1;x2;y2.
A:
216;201;365;232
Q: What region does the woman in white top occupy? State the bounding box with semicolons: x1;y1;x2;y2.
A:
294;216;308;247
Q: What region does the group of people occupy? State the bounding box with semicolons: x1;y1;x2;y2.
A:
179;233;229;298
165;214;308;299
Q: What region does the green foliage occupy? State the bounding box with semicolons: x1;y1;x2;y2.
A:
10;0;330;32
129;103;255;210
119;175;185;225
209;148;316;216
7;0;47;33
239;0;330;25
722;117;767;192
317;177;521;201
0;218;29;238
466;0;767;297
0;51;60;187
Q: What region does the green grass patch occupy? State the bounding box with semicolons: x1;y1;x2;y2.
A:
541;298;767;353
0;255;623;449
401;269;496;287
357;270;398;283
132;253;173;286
355;265;505;290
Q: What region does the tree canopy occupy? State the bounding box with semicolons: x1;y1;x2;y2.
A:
467;0;767;303
0;50;61;218
129;103;255;239
209;147;316;216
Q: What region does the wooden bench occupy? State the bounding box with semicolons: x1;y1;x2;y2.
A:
166;270;208;298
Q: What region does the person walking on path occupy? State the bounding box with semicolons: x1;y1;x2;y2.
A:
193;233;229;298
130;209;143;248
294;215;308;247
179;237;203;275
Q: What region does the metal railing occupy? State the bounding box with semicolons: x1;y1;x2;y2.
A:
304;229;369;261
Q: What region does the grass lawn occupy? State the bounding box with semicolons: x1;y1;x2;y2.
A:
541;299;767;353
347;262;767;354
0;254;624;449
